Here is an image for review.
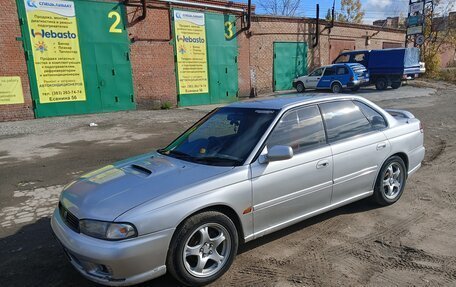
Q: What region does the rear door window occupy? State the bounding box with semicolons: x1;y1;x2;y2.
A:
323;67;335;76
354;101;387;130
353;53;365;62
319;101;372;143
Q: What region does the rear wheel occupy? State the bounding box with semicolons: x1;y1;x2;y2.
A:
350;86;360;92
167;211;238;286
331;82;342;93
296;82;305;93
373;156;407;206
375;78;388;90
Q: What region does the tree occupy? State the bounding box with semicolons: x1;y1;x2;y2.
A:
258;0;301;17
325;8;332;21
336;0;364;24
421;1;456;76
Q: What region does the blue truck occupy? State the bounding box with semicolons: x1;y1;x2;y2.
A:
333;47;424;90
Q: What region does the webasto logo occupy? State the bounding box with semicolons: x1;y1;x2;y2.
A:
177;35;205;43
31;29;77;39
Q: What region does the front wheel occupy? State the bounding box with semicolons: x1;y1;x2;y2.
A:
167;211;238;286
373;156;407;206
296;81;305;93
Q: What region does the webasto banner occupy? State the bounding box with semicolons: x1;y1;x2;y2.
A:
174;10;209;94
24;0;86;103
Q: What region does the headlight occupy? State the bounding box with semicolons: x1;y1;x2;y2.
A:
79;219;137;240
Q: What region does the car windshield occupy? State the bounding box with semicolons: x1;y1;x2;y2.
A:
158;107;278;166
334;54;350;63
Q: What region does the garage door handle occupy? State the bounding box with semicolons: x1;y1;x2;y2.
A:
377;143;387;150
316;160;330;169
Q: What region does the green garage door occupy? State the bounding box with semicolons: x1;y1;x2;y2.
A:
273;42;308;91
17;0;134;118
174;10;238;106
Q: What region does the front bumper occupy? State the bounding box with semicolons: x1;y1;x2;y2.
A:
51;209;174;286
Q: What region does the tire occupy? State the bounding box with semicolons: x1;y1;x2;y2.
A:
296;81;305;93
391;81;401;89
375;78;388;90
167;211;239;286
350;86;360;92
373;156;407;206
331;82;342;93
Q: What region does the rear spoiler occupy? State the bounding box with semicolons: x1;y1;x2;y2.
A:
385;109;415;119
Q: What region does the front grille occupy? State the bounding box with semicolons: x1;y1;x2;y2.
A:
59;202;80;232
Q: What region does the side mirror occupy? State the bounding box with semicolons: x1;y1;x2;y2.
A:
259;145;293;164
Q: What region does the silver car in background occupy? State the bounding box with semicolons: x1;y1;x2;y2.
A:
51;94;425;286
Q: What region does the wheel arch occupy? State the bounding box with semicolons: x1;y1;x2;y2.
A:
170;204;245;246
330;80;343;88
372;152;409;190
391;152;409;174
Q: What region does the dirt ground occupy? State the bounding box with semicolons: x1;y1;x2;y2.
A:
0;81;455;286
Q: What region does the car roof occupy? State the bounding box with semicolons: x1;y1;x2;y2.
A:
226;93;365;110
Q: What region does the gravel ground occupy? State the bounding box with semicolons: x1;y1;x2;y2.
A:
1;81;456;286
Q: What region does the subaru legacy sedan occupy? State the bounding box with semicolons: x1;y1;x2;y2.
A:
51;95;425;286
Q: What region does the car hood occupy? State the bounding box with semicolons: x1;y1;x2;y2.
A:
60;152;233;221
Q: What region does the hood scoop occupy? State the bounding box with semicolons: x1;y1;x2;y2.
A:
130;164;153;177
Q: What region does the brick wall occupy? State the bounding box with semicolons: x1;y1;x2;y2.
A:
248;16;405;94
0;0;34;121
1;0;409;121
126;7;177;108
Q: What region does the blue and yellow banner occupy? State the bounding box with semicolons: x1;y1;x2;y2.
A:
24;0;86;103
174;10;209;94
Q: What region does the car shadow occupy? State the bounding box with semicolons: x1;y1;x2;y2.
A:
0;198;380;287
238;198;381;254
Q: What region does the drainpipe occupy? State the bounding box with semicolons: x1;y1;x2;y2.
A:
313;4;319;48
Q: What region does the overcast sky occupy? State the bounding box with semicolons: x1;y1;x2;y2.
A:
238;0;456;25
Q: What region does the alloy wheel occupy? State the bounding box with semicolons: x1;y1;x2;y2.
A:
182;223;231;278
382;162;404;200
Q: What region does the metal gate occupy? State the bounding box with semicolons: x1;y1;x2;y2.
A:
17;0;135;118
273;42;308;91
173;10;238;106
329;39;355;64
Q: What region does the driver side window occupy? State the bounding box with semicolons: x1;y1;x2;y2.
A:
309;68;324;77
267;105;326;155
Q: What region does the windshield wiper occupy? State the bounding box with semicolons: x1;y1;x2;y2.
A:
193;156;242;166
158;149;194;160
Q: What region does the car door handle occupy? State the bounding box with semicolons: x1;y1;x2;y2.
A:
377;142;387;150
316;160;330;169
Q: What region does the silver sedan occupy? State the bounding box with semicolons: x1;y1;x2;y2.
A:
51;94;425;286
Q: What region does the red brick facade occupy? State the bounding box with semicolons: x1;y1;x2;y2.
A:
0;0;409;121
0;0;34;121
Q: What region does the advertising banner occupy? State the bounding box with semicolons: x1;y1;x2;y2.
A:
0;77;24;105
24;0;86;103
409;1;424;14
174;10;209;94
407;25;423;35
